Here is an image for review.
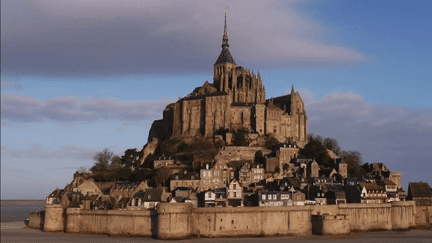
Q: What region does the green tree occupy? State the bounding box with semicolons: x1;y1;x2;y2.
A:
254;150;266;166
323;137;342;156
300;134;332;168
341;150;365;177
120;148;142;170
265;136;279;150
233;128;250;146
154;167;171;186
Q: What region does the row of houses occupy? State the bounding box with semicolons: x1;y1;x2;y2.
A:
47;174;420;210
48;156;430;210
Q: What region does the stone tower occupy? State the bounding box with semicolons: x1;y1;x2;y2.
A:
147;10;308;148
309;159;319;178
213;11;266;104
338;160;348;178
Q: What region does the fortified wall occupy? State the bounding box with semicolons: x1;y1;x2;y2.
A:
40;201;417;240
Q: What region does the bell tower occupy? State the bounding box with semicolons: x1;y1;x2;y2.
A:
214;8;237;92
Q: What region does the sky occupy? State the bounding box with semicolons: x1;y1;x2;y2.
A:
2;0;431;199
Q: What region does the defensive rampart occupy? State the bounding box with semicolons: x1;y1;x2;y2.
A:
42;201;417;239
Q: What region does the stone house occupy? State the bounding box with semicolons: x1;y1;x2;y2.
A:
277;145;300;172
360;183;386;204
227;179;243;207
110;181;149;201
75;180;113;198
251;164;264;184
201;187;227;207
380;179;399;202
324;185;346;205
153;156;176;168
140;187;172;209
258;190;291;207
61;191;83;208
185;193;199;207
170;172;200;191
292;191;306;206
200;161;232;190
46;189;64;205
202;190;216;207
343;185;361;204
173;187;192;198
407;182;432;206
238;163;252;186
308;186;327;205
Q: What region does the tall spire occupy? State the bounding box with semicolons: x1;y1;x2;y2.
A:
214;8;235;66
222;7;229;50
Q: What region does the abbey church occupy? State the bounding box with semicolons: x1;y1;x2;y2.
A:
149;13;308;148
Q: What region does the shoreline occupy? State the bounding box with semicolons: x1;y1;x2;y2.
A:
1;222;431;243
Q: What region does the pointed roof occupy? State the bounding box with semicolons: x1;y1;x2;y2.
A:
214;9;235;66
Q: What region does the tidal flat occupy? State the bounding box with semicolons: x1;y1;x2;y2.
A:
2;221;431;243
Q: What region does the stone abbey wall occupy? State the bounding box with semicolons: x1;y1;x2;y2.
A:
41;201;418;239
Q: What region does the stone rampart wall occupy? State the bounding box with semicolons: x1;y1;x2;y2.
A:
191;206;312;238
44;201;416;239
216;146;271;162
415;205;432;227
28;211;45;230
65;208;154;237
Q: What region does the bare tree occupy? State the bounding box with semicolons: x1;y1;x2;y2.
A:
77;166;87;173
91;148;114;172
323;137;342;156
109;155;122;171
341;150;365;177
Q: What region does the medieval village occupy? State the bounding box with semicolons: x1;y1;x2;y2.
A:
28;11;432;240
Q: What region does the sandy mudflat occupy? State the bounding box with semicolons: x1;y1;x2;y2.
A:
1;200;45;205
1;223;432;243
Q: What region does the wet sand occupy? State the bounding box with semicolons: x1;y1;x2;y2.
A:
2;221;432;243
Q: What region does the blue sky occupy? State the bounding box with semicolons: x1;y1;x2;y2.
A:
2;0;431;199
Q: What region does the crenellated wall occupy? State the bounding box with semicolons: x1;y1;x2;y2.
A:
42;201;417;239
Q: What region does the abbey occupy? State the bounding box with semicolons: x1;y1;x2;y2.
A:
149;13;308;147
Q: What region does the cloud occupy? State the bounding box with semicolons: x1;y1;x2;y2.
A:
1;0;367;78
1;144;100;161
1;94;172;123
304;89;432;185
1;78;24;91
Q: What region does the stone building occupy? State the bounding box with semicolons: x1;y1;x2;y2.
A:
149;12;308;147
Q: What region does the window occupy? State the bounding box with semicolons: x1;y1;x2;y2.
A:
268;195;272;200
273;194;277;200
262;195;266;200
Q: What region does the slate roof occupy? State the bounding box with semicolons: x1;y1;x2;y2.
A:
182;91;228;101
363;183;383;191
171;172;200;180
94;182;114;195
266;94;292;113
381;179;397;186
214;48;236;66
142;188;164;202
408;182;432;198
344;186;362;203
48;189;64;198
114;181;142;189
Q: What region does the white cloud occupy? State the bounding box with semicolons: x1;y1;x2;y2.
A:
303;88;432;186
2;0;367;78
1;94;173;123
